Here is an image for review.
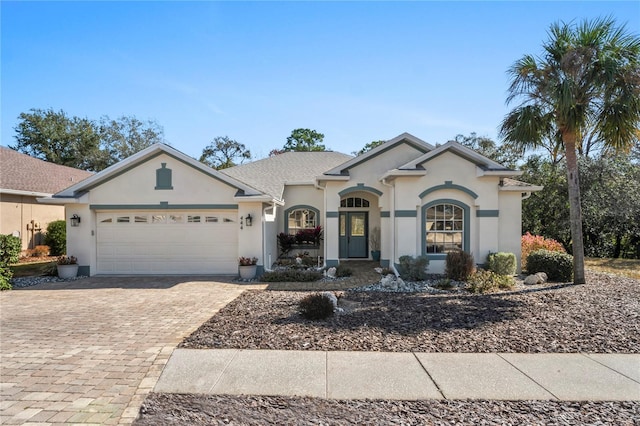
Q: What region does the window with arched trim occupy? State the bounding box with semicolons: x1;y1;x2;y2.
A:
340;197;370;208
425;203;464;253
288;209;317;235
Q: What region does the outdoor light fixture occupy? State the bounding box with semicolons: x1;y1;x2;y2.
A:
246;213;253;227
70;214;81;227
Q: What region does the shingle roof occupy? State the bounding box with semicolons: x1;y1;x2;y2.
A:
0;146;94;195
221;151;353;200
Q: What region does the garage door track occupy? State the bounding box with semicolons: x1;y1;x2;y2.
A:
0;276;261;425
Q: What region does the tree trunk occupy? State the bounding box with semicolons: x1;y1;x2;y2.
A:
613;234;622;259
563;135;586;284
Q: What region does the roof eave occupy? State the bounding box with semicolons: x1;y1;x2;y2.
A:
499;185;544;192
379;169;428;180
1;188;53;197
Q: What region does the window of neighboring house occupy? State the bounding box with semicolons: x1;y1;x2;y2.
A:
288;209;317;235
425;203;464;253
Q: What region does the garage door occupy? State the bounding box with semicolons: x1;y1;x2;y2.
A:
96;211;238;274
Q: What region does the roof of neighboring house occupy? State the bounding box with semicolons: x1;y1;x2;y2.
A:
221;151;354;200
0;146;94;196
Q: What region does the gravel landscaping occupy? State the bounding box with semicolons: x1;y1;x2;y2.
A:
135;394;640;425
181;270;640;353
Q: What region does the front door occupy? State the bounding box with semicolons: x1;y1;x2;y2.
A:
339;212;368;258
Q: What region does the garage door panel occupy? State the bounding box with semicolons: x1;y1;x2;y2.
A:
96;211;239;274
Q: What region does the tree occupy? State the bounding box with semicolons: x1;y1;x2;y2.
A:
453;133;522;169
355;140;385;156
11;108;103;171
99;116;165;166
283;128;326;152
499;17;640;284
199;136;251;170
12;108;167;171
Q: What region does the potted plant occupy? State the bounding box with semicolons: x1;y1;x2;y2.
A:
57;255;78;279
370;226;381;262
238;256;258;280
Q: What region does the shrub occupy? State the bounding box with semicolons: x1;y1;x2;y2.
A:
0;265;13;291
44;220;66;256
34;245;50;257
0;234;21;265
397;255;429;281
445;250;475;281
0;236;19;291
298;293;334;320
433;278;454;290
521;233;565;271
335;264;352;277
486;252;517;276
466;269;515;293
260;270;323;282
526;249;573;282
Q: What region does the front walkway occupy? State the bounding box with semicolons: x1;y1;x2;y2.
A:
0;276;264;425
156;349;640;401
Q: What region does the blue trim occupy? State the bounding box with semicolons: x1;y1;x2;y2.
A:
380;259;390;267
256;265;265;276
326;259;339;267
326;211;339;218
421;199;470;257
78;265;90;276
339;184;383;197
90;204;238;210
476;210;499;217
283;205;320;234
380;211;390;218
419;181;479;200
395;210;417;217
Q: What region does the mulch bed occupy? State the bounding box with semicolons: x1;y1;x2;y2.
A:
134;394;640;425
181;271;640;353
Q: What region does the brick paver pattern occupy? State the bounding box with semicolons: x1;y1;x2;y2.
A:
0;276;260;425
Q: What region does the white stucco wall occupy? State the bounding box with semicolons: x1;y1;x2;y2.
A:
499;191;524;272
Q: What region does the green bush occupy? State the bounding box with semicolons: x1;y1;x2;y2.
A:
335;264;352;277
298;293;334;320
466;269;515;293
445;250;475;281
0;266;13;291
397;255;429;281
44;220;66;256
260;270;323;282
526;249;573;282
0;234;21;265
486;252;517;276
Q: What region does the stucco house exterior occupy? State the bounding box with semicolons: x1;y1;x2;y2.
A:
0;146;93;252
41;133;540;276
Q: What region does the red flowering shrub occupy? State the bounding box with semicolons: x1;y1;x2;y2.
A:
521;233;566;271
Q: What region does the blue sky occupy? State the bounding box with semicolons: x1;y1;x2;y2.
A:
2;1;639;160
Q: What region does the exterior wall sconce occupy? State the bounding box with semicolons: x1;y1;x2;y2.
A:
240;214;253;230
70;214;81;227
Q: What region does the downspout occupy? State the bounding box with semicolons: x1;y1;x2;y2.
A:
521;192;532;200
314;180;327;267
263;202;276;272
380;177;398;276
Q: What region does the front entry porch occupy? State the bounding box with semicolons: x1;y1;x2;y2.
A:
339;212;368;258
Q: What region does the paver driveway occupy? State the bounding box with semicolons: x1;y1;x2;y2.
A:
0;276;263;425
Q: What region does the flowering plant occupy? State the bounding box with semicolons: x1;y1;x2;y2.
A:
57;255;78;265
238;256;258;266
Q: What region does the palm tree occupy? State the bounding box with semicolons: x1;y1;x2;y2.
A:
500;17;640;284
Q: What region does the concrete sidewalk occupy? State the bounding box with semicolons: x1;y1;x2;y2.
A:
155;349;640;401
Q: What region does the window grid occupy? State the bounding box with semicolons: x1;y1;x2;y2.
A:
288;209;317;234
425;204;464;253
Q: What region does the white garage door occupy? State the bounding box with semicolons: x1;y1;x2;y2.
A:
96;211;238;274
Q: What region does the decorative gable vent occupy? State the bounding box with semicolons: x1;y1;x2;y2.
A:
155;163;173;190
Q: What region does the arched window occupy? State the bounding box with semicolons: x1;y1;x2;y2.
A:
424;202;465;253
340;197;370;208
287;208;317;235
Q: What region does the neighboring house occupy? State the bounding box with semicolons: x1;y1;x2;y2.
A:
41;133;541;276
0;146;93;252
